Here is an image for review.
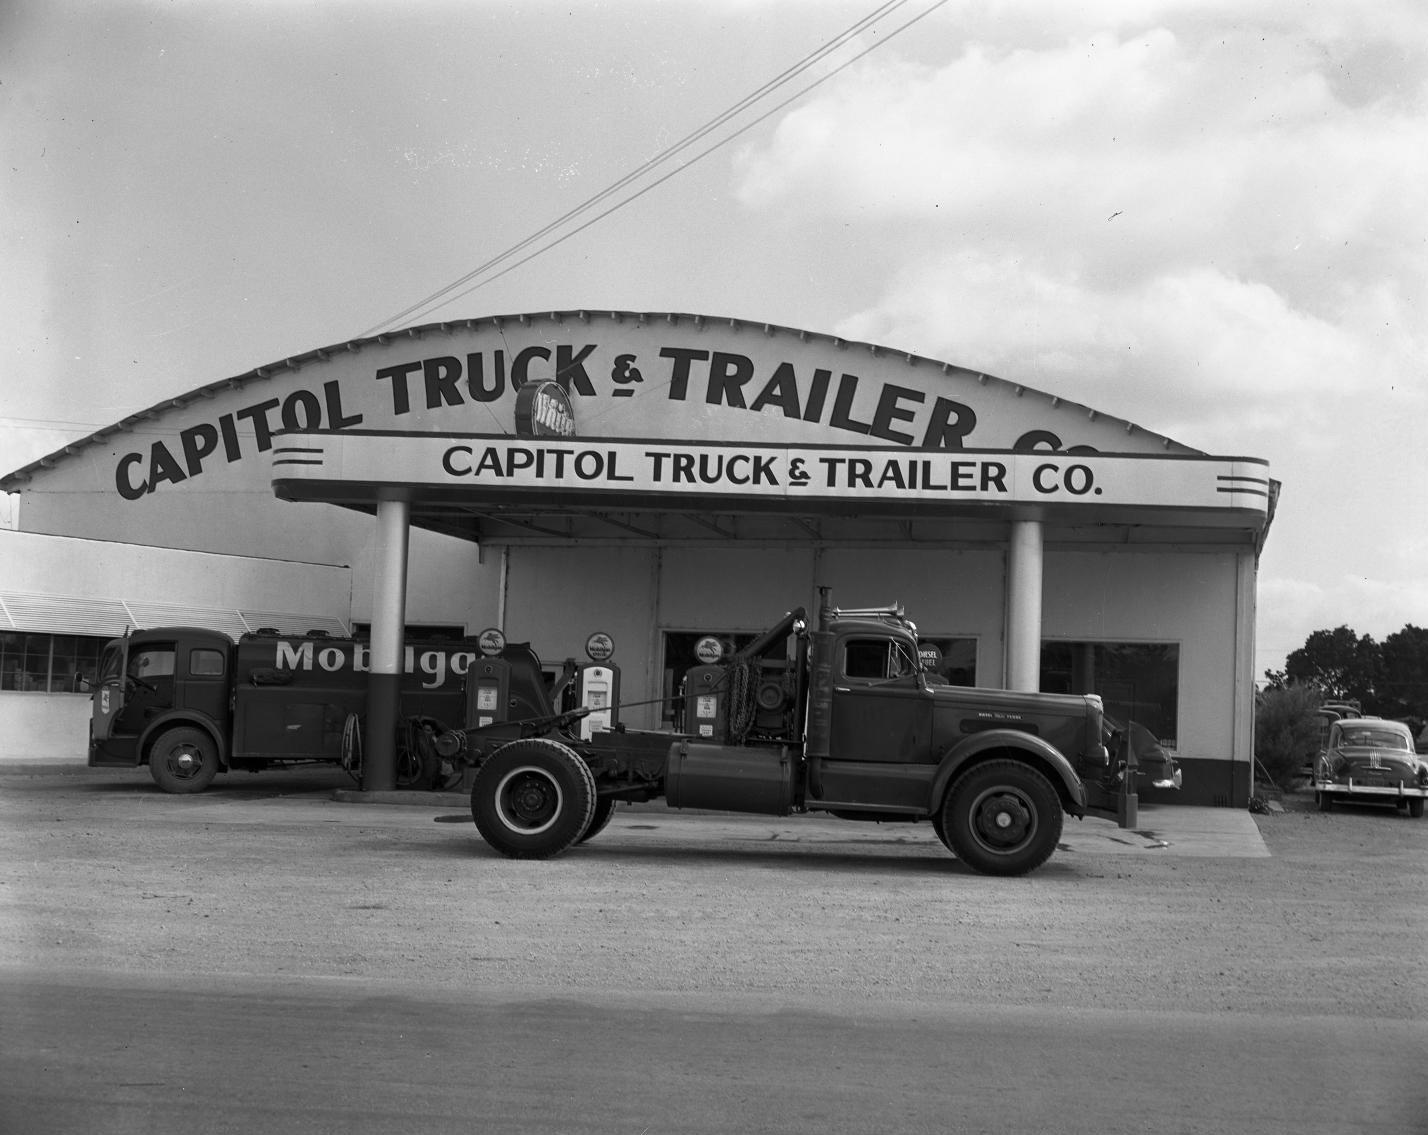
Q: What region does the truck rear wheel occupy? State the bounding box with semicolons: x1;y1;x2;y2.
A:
578;796;617;844
471;739;596;859
148;727;220;794
942;760;1062;876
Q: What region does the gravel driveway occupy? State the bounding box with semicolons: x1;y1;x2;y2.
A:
1;767;1424;1024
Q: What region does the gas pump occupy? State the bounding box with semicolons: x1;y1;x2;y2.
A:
571;631;620;741
466;627;513;729
681;635;729;739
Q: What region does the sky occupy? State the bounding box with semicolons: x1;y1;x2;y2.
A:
2;0;1424;679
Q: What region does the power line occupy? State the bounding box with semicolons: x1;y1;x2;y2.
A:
358;0;912;337
358;0;948;337
0;415;125;433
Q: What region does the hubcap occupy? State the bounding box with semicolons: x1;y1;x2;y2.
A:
971;789;1036;853
171;746;201;779
494;766;563;835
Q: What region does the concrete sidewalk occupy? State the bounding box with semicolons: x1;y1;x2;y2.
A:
1061;804;1270;858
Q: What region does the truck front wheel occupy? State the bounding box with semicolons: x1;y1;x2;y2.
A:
471;740;596;859
148;727;220;794
942;760;1063;876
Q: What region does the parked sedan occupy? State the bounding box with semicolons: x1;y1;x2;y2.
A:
1314;717;1428;817
1106;717;1183;790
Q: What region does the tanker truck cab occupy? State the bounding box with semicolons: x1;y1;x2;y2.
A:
89;627;233;792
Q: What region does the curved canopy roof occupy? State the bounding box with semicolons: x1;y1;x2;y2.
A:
3;310;1272;550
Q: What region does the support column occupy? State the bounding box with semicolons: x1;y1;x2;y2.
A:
1232;548;1258;807
1005;518;1044;692
363;492;411;792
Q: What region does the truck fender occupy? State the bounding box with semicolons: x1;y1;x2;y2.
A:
930;730;1086;816
138;713;229;770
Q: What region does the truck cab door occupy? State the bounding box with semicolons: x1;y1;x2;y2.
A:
90;638;129;743
828;637;933;764
114;642;179;736
812;635;935;811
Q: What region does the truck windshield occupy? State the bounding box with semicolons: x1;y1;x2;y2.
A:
97;643;123;685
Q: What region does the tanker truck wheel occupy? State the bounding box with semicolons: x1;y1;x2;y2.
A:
471;739;596;859
148;727;220;794
941;760;1062;876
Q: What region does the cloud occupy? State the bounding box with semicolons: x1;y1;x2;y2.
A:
829;255;1380;447
727;10;1426;455
726;3;1428;668
1258;571;1428;674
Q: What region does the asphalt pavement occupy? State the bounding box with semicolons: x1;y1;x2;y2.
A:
2;761;1421;1135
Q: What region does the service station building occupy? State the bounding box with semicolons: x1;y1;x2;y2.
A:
0;310;1274;805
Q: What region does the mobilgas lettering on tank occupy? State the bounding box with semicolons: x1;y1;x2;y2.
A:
232;629;480;782
239;630;475;691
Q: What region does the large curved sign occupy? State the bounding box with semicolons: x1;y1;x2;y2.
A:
4;312;1201;507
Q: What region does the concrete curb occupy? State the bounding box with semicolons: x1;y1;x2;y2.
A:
330;788;468;807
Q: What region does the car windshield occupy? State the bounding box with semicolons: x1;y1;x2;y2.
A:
1337;728;1409;751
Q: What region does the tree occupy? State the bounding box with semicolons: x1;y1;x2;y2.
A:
1284;626;1380;704
1378;624;1428;720
1261;668;1289;692
1254;683;1322;787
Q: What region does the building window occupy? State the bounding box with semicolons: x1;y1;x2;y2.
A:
0;632;109;693
917;637;978;686
1040;640;1180;748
